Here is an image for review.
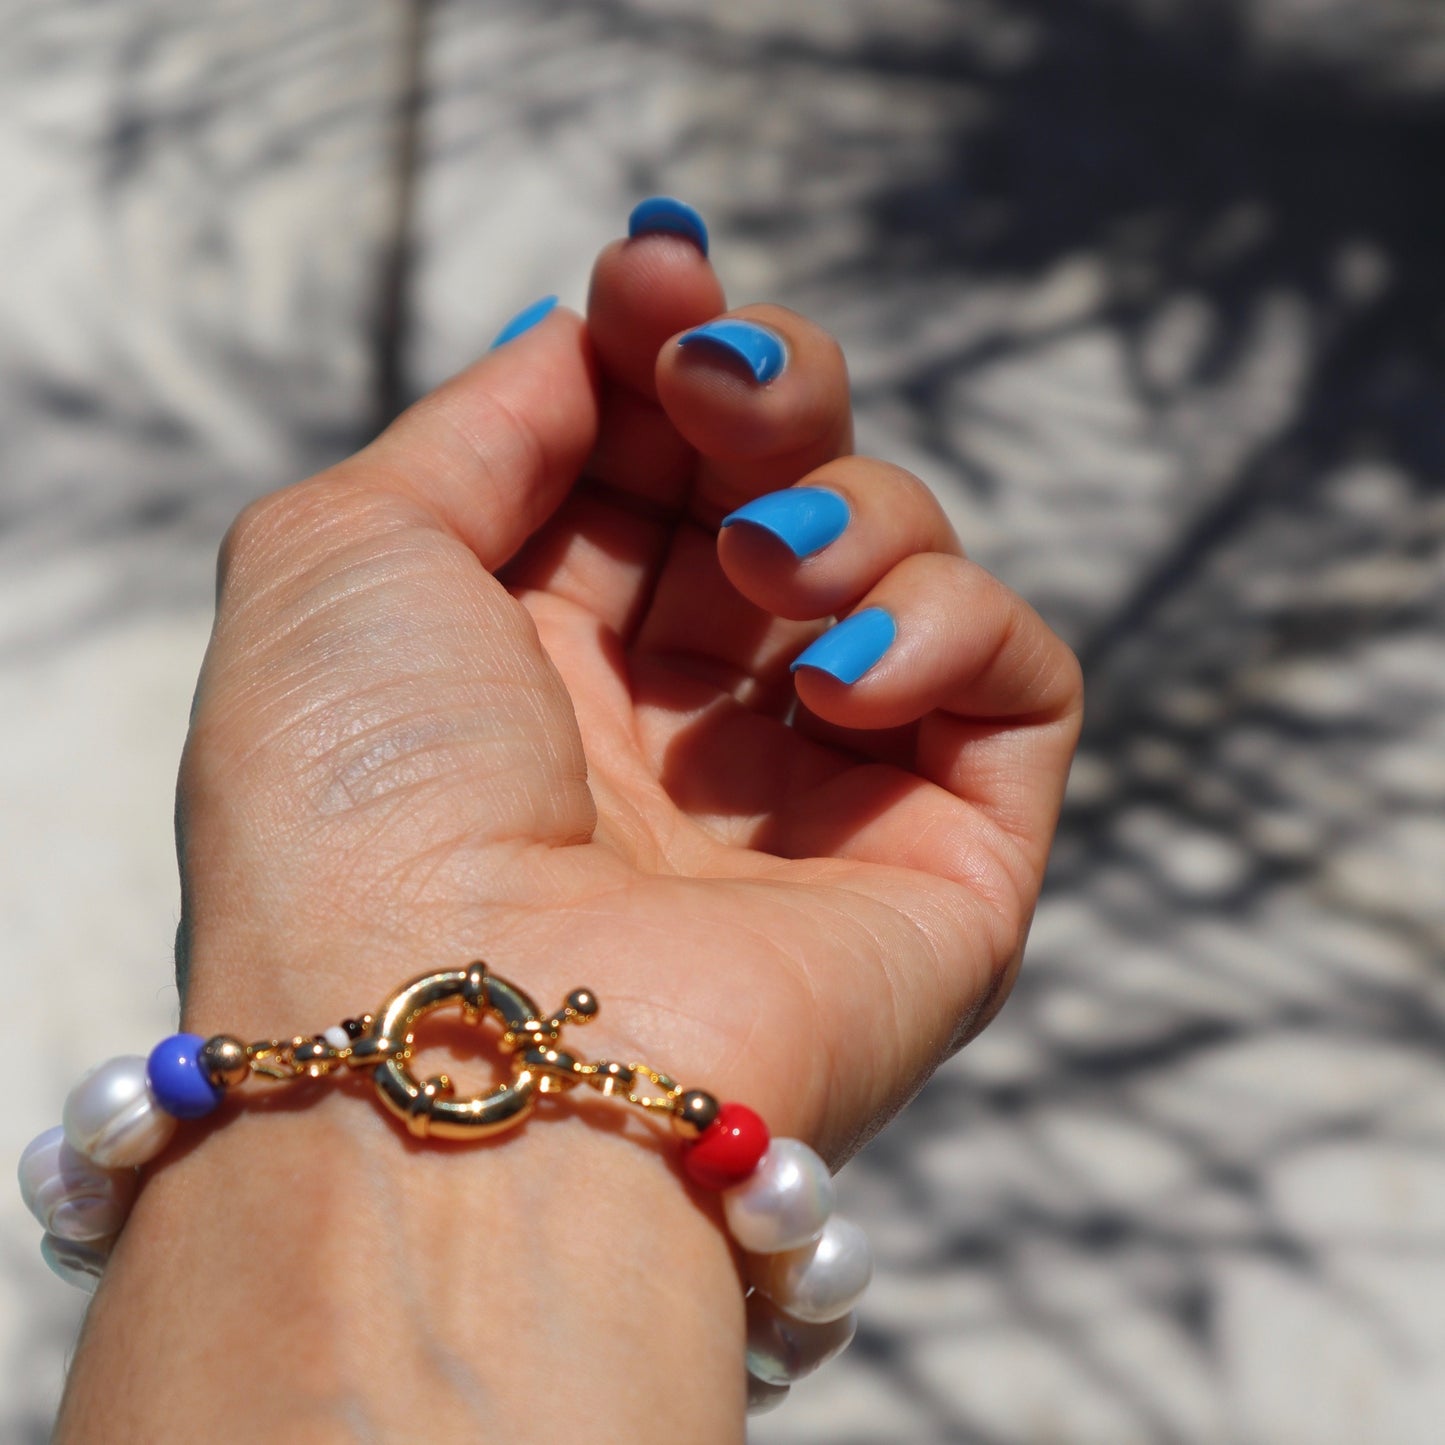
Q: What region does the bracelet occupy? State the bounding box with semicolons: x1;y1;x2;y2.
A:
18;961;871;1414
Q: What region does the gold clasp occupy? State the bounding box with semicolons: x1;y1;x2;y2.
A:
230;962;684;1140
348;963;600;1140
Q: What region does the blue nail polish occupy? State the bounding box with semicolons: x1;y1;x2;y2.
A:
628;196;709;255
721;487;850;559
791;608;896;685
678;320;786;384
490;295;559;349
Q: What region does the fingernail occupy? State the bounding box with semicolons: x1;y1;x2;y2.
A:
490;295;559;349
628;196;709;255
790;608;896;685
678;319;786;384
721;487;850;559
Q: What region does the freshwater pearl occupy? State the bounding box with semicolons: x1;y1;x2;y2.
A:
745;1291;857;1386
40;1232;112;1294
722;1138;834;1254
18;1126;137;1242
746;1373;790;1415
747;1214;873;1323
323;1025;351;1051
63;1055;178;1168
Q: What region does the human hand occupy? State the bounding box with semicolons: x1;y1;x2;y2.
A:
56;209;1080;1441
177;220;1081;1163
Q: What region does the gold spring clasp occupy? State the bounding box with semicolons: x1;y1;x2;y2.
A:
349;962;634;1140
230;962;686;1140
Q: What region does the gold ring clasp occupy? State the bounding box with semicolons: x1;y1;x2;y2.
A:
351;963;554;1139
229;961;687;1139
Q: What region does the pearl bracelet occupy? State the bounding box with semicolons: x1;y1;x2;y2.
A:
18;962;870;1413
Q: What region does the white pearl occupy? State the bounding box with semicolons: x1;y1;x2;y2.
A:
40;1232;113;1294
323;1025;351;1051
63;1056;178;1168
18;1125;137;1242
722;1138;834;1254
747;1214;873;1323
745;1292;857;1386
746;1373;790;1415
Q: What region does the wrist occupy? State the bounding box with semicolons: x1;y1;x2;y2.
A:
38;957;868;1436
58;1088;746;1441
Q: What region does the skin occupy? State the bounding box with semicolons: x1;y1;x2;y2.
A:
54;230;1082;1442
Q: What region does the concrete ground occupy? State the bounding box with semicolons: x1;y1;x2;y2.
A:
4;3;1445;1440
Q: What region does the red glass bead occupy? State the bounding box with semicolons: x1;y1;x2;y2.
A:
682;1102;770;1190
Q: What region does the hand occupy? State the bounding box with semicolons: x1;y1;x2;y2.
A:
60;215;1081;1441
178;234;1080;1158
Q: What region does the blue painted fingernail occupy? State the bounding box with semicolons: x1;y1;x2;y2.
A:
628;196;709;255
490;295;558;349
721;487;850;559
790;608;896;685
678;320;786;384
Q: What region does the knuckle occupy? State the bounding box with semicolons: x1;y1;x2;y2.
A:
831;458;953;541
1053;639;1086;721
215;479;355;589
215;472;409;598
894;466;941;513
217;489;300;583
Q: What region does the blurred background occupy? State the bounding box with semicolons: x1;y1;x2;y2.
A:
4;2;1445;1440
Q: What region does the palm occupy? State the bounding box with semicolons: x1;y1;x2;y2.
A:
505;581;1005;1152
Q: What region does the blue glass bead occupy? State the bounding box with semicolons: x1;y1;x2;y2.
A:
145;1033;223;1119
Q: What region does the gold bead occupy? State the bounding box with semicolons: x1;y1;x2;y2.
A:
566;988;599;1020
199;1035;248;1089
672;1088;720;1139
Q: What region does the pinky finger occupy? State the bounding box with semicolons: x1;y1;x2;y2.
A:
790;552;1082;860
790;552;1081;732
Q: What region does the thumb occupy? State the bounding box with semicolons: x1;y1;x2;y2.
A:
354;300;599;569
179;306;602;1004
